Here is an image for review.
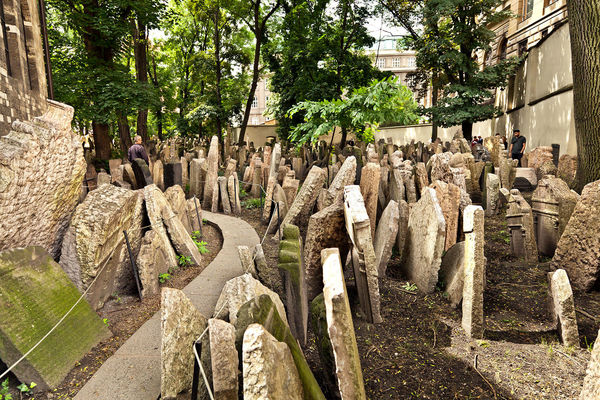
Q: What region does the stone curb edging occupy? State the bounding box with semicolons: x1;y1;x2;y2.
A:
74;211;260;400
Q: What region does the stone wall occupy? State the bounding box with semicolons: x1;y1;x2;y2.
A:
0;100;86;258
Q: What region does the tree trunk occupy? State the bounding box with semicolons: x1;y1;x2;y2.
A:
340;126;348;149
117;112;132;155
462;121;473;141
92;122;112;160
238;28;261;146
214;8;224;161
431;75;438;141
134;18;150;143
567;0;600;191
149;53;164;141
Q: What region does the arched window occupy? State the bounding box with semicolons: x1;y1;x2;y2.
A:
498;37;508;61
0;0;11;76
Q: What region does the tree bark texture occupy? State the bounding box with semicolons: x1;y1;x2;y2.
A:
134;18;150;144
117;112;132;155
567;0;600;191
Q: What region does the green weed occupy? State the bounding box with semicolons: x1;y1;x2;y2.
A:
178;255;191;267
242;198;263;209
159;273;172;283
0;378;12;400
402;282;418;292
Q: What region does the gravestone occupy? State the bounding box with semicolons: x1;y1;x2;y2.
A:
190;158;207;199
242;324;303;400
131;158;154;189
396;200;410;267
203;136;219;209
60;185;144;309
97;171;111;186
164;185;191;232
228;174;242;215
343;185;382;323
415;162;429;196
164;162;182;189
322;156;356;209
506;189;538;262
109;159;123;182
180;157;189;189
439;242;465;308
161;288;207;399
514;167;538;191
359;163;381;237
373;200;399;276
321;248;366;400
552;180;600;291
237;246;256;278
0;247;111;390
280;166;326;235
431;180;461;251
485;173;500;216
136;230;169;298
153;159;165;191
558;154;577;188
405;188;446;294
462;205;485;339
580;327;600;399
199;319;239;400
547;269;579;347
218;176;232;215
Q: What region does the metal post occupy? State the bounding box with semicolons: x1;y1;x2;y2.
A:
193;196;203;238
276;201;281;240
234;178;238;214
191;341;201;399
123;230;142;300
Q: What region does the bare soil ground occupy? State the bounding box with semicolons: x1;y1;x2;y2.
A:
242;200;600;400
1;223;222;400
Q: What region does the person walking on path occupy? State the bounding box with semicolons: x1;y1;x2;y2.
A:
509;129;526;167
128;135;150;165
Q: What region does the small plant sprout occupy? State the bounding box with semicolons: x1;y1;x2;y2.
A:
191;231;202;241
0;378;12;400
102;318;109;326
402;282;418;292
178;255;191;267
196;241;209;254
159;273;171;283
17;382;36;394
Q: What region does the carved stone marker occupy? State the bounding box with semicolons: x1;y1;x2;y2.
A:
462;205;485;339
506;189;538;262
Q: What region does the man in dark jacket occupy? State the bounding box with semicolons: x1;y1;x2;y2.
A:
128;135;149;165
509;129;526;167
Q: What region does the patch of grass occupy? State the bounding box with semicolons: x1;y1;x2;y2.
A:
402;282;418;292
242;198;263;209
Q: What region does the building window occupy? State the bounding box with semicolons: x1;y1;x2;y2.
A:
251;96;258;108
392;58;401;68
522;0;534;20
498;37;508;60
407;57;416;67
20;7;31;90
0;0;11;76
518;39;528;56
376;58;385;69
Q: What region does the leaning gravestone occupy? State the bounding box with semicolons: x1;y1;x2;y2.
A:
431;180;461;251
439;241;466;308
485;173;500;216
60;184;144;309
161;288;207;399
0;247;111;390
242;324;303;400
322;248;366;400
136;230;169;299
278;224;309;345
164;161;182;189
199;319;239;400
359;163;380;237
373;200;399;276
405;188;446;294
580;327;600;399
548;269;579;347
280;166;326;235
343;185;382;323
552;180;600;291
203;135;220;209
131;158;154;189
322;156;356;209
234;295;326;400
0;101;86;258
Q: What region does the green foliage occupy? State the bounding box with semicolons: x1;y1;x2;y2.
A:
289;77;419;146
402;282;418;292
178;255;192;267
102;318;109;326
0;378;12;400
196;241;209;254
242;198;264;209
159;273;172;283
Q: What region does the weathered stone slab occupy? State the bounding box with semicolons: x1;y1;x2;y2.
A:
428;152;453;183
0;102;86;258
343;185;381;323
483;136;501;167
499;157;518;189
224;159;237;180
187;197;203;234
439;241;465;308
388;168;405;204
309;294;338;397
109;159;123;183
121;163;137;189
218;176;232;215
507;189;538;262
374;200;399;276
136;230;170;298
396;200;410;266
400;166;417;203
304;200;349;301
580;328;600;399
405;188;446;294
547;269;579;347
527;146;553;176
262;175;277;221
164;185;191;232
280;166;326;235
153;159;165;191
200;319;239;400
282;177;300;208
161;288;207;399
132;158;154;189
462;205;485;339
431;180;461;251
552;180;600;291
532;176;579;257
181;157;189;189
214;274;287;326
269;143;282;180
0;247;111;390
514;167;538;191
558;154;577;188
203;136;219;209
250;160;263;198
323;156;356;209
242;323;303;400
60;185;143;309
485;173;500;216
278;224;309;345
164;162;182;189
234;295;325;400
97;171;111;186
190;158;207;199
415;162;429;196
321;248;366;400
227;174;242;215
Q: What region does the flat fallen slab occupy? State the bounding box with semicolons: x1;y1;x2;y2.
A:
74;211;260;400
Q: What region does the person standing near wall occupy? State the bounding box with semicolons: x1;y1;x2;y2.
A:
128;135;150;165
509;129;526;166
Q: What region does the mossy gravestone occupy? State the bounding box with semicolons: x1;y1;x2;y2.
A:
234;295;326;400
0;247;111;389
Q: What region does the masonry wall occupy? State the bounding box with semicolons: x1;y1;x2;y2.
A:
0;0;48;136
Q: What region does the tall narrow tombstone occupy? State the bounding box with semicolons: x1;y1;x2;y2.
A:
180;156;189;189
278;224;308;345
415;162;429;196
227;174;242;215
109;159;123;182
388;168;405;204
282;176;300;207
343;186;382;323
405;188;446;294
262;175;277;221
321;248;366;400
203;136;219;208
251;160;263;198
211;179;219;213
153;159;165;190
199;319;239;400
224;158;237;180
395;200;410;266
218;176;232;215
131;158;154;189
373;200;399;276
547;269;579;347
431;180;461;251
485;173;500;216
506;189;538;262
462;205;485;339
439;241;466;308
279;166;326;235
322;156;356;209
359;162;381;238
189;158;206;199
164;162;182;189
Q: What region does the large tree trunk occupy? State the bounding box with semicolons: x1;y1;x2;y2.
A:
149;52;164;141
431;75;438;141
117;112;132;156
462;121;473;141
238;27;261;146
92;122;112;160
567;0;600;191
214;8;224;161
134;18;150;144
